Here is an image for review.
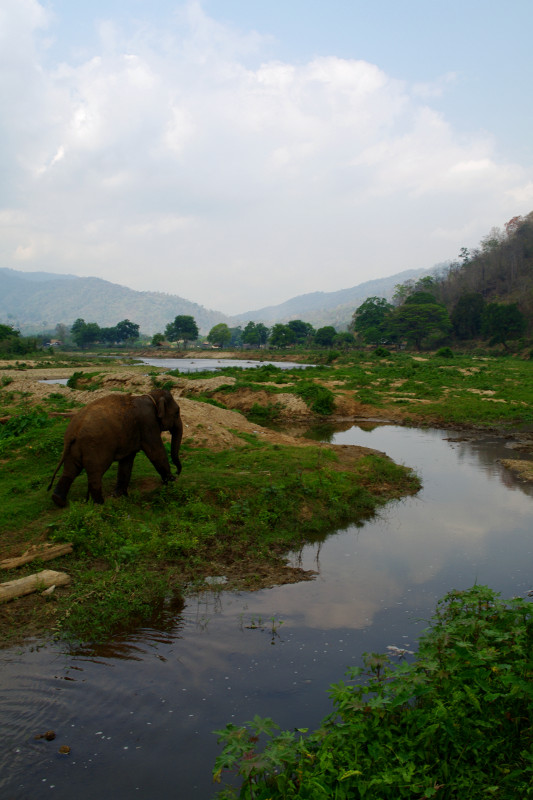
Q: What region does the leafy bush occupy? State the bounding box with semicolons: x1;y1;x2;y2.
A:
214;586;533;799
294;382;335;415
247;402;284;424
373;346;390;358
435;346;454;358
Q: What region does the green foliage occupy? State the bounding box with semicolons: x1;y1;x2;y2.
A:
213;586;533;799
208;323;232;347
482;302;526;348
66;371;102;390
247;402;284;424
434;347;454;358
389;300;452;350
241;322;270;347
451;293;485;340
269;324;297;348
314;325;337;347
352;297;393;341
295;382;335;415
287;319;315;344
165;314;199;344
70;318;139;348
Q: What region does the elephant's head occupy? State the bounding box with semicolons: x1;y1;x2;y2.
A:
150;389;183;474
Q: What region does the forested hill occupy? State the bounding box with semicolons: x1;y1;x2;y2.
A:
0;269;229;335
433;212;533;321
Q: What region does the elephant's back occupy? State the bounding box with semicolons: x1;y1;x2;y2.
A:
65;393;137;438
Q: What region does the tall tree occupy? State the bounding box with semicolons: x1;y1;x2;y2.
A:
389;301;452;350
165;315;199;347
451;294;485;340
115;319;140;343
482;303;526;349
207;323;231;347
352;297;392;343
287;319;315;344
241;321;270;346
314;326;337;347
71;319;100;348
269;324;296;348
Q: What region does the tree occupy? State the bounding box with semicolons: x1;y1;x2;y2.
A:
352;297;392;343
0;324;19;341
389;301;452;350
481;303;526;349
287;319;315;344
207;323;231;348
229;326;243;347
151;333;165;347
333;331;356;350
451;294;485;340
71;319;100;348
404;291;440;306
314;326;337;347
269;324;296;348
99;326;118;345
115;319;140;343
241;321;270;347
165;315;199;347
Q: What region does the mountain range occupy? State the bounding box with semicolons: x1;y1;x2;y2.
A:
0;266;437;336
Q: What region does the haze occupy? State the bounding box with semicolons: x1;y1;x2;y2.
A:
2;0;532;314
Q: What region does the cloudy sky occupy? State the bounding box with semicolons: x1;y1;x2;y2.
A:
2;0;532;314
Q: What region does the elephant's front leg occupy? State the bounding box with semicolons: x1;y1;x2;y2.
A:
115;453;136;497
142;441;174;484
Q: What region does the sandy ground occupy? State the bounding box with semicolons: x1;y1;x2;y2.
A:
2;363;391;455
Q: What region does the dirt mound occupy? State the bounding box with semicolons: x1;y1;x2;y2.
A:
3;368;313;451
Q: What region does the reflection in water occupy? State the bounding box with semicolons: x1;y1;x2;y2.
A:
1;425;532;799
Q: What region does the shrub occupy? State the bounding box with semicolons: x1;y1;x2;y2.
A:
214;586;533;799
294;382;335;415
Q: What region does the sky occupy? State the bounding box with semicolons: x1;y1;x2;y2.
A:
1;0;533;315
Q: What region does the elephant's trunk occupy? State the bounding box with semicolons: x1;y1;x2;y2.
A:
170;420;183;474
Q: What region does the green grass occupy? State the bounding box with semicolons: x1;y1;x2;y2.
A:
213;585;533;799
0;411;419;644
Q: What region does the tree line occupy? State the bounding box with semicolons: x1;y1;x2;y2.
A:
154;316;356;350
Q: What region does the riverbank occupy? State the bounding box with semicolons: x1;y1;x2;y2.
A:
2;349;532;645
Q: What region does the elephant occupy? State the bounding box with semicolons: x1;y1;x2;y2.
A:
48;389;183;507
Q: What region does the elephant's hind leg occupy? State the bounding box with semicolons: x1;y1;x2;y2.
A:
115;454;136;497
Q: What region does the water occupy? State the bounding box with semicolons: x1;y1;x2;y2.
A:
39;358;315;385
138;357;315;373
1;425;532;799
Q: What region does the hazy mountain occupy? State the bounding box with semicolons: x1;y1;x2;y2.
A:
233;267;440;329
1;265;442;337
0;268;229;336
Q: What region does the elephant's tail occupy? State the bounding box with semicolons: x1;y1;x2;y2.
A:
47;455;65;491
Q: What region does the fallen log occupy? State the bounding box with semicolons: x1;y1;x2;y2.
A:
0;570;71;603
0;542;73;570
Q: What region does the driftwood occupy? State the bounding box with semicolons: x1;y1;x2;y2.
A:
0;542;73;570
0;570;71;603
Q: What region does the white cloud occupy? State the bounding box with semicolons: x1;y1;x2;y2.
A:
1;1;532;314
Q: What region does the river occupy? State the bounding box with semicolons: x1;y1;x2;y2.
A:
1;423;532;799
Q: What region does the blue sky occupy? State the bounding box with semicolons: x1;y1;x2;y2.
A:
1;0;532;314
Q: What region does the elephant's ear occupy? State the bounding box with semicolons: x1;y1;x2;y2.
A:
156;395;166;423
